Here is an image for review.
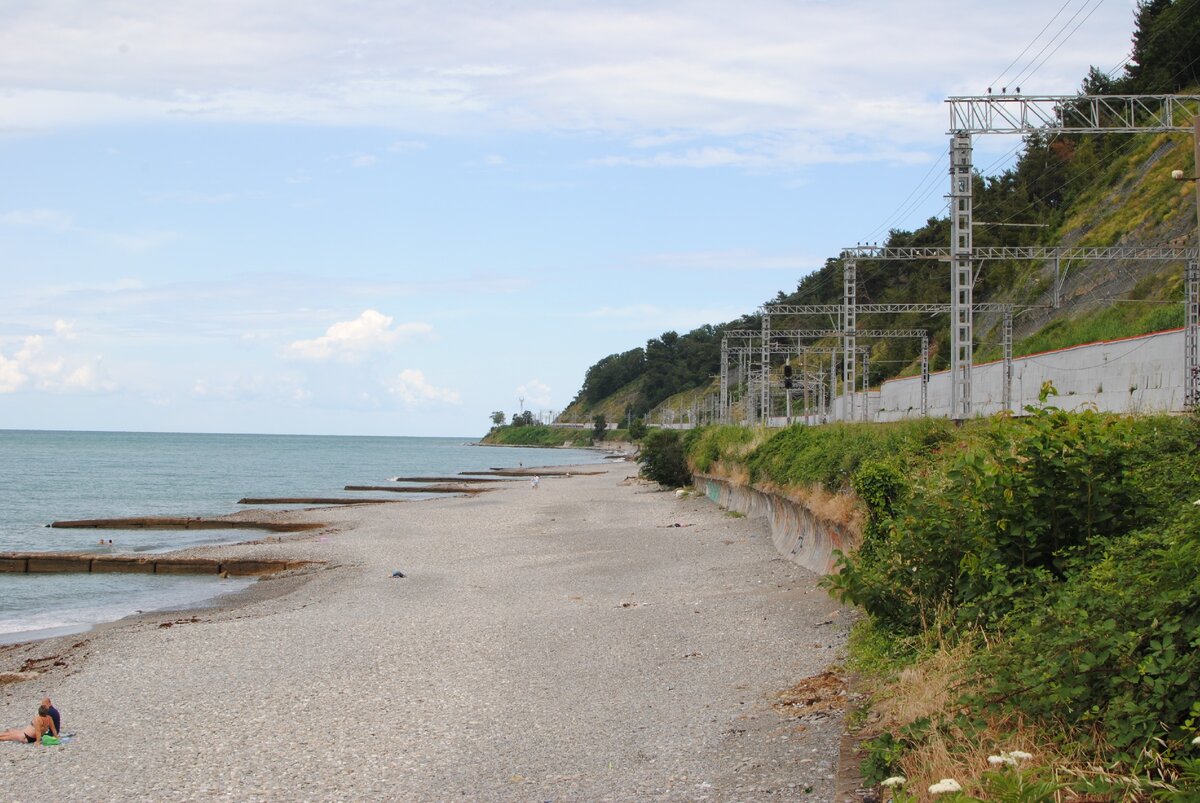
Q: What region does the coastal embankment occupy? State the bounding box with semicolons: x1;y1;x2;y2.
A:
0;460;851;800
695;475;860;577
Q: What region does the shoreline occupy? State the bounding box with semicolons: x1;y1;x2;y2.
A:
1;460;851;800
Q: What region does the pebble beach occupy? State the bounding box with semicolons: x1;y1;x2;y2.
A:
0;459;852;801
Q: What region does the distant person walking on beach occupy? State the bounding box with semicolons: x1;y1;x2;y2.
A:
0;705;56;744
531;476;540;490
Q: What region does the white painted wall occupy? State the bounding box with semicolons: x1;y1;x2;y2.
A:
875;328;1187;421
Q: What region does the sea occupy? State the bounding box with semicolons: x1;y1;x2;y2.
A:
0;430;606;645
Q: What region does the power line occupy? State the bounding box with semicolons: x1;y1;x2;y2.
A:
989;0;1076;90
1010;0;1107;90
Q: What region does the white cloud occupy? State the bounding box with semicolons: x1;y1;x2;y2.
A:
388;140;428;153
0;2;1134;168
0;353;25;393
386;369;460;405
0;330;115;394
53;320;78;340
0;208;74;231
351;153;378;168
286;310;432;362
517;379;552;407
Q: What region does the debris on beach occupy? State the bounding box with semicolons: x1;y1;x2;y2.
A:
391;570;406;578
773;671;849;721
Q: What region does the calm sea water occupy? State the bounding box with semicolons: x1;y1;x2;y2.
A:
0;430;605;643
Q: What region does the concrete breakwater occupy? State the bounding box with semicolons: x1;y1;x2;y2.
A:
0;552;313;576
695;474;858;575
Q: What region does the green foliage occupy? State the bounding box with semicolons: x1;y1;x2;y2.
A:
975;511;1200;762
510;410;535;426
827;407;1150;632
685;425;757;474
745;419;955;491
1120;0;1200;94
823;410;1200;769
483;425;592;447
1012;300;1184;358
575;348;645;406
592;414;607;442
637;429;692;488
627;417;648;441
489;410;506;427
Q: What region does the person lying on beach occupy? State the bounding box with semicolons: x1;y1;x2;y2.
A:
0;706;56;744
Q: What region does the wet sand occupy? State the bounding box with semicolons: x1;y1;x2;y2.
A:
0;461;851;800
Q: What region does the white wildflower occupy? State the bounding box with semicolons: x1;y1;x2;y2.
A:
987;754;1012;766
881;776;907;788
929;778;963;794
1193;735;1200;745
1193;499;1200;506
1005;750;1033;762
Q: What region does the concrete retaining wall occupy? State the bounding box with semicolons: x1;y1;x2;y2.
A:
877;328;1185;420
696;474;856;575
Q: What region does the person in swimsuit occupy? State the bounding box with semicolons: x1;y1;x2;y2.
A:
0;705;55;744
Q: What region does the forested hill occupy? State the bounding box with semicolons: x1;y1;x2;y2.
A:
560;0;1200;423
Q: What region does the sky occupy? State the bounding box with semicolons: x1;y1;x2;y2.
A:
0;0;1140;437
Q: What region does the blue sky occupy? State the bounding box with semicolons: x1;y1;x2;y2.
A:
1;1;1137;436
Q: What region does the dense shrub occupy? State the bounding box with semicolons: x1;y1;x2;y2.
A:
638;429;692;487
976;512;1200;762
826;407;1148;631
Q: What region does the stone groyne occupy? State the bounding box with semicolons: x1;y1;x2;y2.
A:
695;474;858;575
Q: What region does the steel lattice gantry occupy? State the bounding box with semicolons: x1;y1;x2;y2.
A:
721;331;866;425
837;242;1200;417
757;312;931;421
939;94;1200;417
946;94;1200;135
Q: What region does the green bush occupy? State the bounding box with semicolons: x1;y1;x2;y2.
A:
976;511;1200;762
826;407;1147;632
638;429;692;487
685;425;756;474
747;419;955;490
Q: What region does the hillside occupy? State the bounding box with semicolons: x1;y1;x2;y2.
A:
561;3;1199;424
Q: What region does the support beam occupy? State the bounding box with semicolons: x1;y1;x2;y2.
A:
719;338;730;423
946;94;1200;135
920;336;930;417
1188;260;1199;410
843;258;857;421
950;132;974;420
1002;307;1014;413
